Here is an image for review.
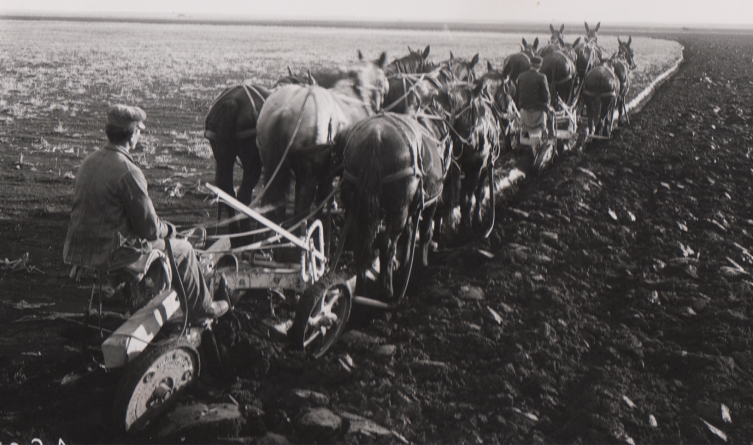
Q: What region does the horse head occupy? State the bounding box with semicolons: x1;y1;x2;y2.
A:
521;37;540;57
478;61;514;121
352;51;390;113
442;52;479;83
387;45;434;75
617;36;637;70
557;36;581;61
584;21;601;44
384;73;442;114
275;67;316;87
549;24;565;45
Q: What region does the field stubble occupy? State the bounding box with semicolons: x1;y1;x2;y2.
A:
2;19;718;445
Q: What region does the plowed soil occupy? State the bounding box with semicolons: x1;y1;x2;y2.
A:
2;29;753;444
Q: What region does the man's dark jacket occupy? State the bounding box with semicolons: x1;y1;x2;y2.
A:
517;68;551;111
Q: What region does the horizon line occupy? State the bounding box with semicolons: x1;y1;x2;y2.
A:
2;10;752;30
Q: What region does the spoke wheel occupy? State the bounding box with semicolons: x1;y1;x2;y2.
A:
289;272;352;358
113;339;200;433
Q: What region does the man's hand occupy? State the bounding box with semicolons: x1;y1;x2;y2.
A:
164;221;177;239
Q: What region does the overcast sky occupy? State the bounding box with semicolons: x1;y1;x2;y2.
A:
2;0;751;26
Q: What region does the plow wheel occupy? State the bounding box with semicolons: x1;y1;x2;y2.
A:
289;271;353;358
113;338;200;434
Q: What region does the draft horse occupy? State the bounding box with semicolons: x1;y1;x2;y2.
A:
445;74;506;239
203;73;309;243
575;22;603;80
503;37;539;83
340;111;449;300
582;61;620;138
254;51;389;225
612;36;637;126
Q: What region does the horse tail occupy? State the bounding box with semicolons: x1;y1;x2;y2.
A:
594;93;603;133
351;143;382;272
211;98;239;148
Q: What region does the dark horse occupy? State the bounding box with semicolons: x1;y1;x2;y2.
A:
254;52;389;225
383;46;440;113
503;38;539;83
575;22;603;80
539;24;566;58
582;60;620;138
445;71;507;239
340;109;450;299
539;39;579;108
612;36;637;125
441;52;479;83
203;74;310;242
385;45;433;76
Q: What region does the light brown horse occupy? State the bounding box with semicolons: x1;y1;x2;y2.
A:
203;73;312;244
254;52;389;224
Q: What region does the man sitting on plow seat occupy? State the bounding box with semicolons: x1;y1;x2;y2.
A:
516;56;555;146
63;104;229;320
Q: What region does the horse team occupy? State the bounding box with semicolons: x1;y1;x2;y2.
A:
204;22;637;299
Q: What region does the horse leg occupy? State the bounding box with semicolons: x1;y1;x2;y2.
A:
473;166;489;229
258;148;291;224
211;142;238;235
419;204;438;267
235;140;262;245
379;205;411;300
460;168;480;237
378;224;397;300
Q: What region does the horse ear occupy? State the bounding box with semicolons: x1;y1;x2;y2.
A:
550;24;555;33
522;38;528;47
617;36;623;44
450;51;455;59
584;21;590;32
573;37;581;46
377;52;387;68
358;50;364;61
470;53;479;68
595;22;601;32
487;60;493;71
627;36;632;46
423;45;430;58
560;24;565;33
307;69;317;86
288;66;294;76
533;37;539;49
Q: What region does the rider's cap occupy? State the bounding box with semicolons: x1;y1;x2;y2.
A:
107;104;146;130
530;56;543;69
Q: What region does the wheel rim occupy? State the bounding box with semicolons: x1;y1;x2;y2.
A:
124;347;197;431
302;285;348;355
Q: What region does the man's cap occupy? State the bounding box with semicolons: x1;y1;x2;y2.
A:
107;104;146;130
530;56;543;69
